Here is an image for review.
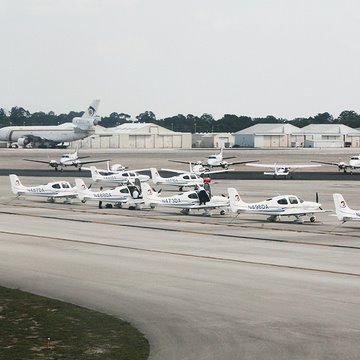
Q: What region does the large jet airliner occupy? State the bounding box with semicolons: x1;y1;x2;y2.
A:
0;99;101;148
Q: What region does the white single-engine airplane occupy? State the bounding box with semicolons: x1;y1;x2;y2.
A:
75;179;143;209
312;155;360;174
169;146;258;170
89;166;150;184
9;174;77;203
333;193;360;222
23;147;109;171
228;188;325;223
141;183;229;216
150;168;204;191
246;162;321;179
0;99;102;148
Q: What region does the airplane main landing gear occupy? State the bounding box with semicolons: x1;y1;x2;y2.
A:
310;216;316;223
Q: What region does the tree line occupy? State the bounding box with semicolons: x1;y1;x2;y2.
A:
1;106;360;133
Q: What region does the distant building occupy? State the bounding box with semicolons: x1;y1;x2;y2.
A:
72;123;192;149
192;133;235;148
234;123;301;148
292;124;360;148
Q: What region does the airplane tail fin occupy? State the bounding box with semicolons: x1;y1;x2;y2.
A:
75;178;91;201
333;193;353;221
90;166;102;182
150;168;163;185
9;174;24;195
141;182;160;207
82;99;100;118
227;187;247;213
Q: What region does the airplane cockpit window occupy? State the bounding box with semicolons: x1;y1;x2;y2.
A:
62;183;70;188
62;155;69;159
190;174;197;179
129;172;136;177
266;198;273;201
119;188;129;193
277;198;288;205
351;156;359;160
208;156;216;159
183;175;190;180
52;183;61;189
289;196;298;204
188;193;198;199
123;173;129;177
298;197;304;203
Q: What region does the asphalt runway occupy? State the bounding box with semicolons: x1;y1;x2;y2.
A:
1;148;360;359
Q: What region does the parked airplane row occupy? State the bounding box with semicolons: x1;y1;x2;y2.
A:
10;174;358;224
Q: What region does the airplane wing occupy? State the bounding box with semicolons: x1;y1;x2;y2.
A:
311;160;352;168
52;192;78;198
227;160;258;166
23;159;59;166
246;163;320;169
160;168;185;174
169;160;196;165
223;156;237;160
76;159;111;166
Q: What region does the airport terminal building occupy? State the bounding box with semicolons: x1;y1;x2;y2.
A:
73;123;192;149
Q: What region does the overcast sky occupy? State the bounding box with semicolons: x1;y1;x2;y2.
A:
1;0;359;120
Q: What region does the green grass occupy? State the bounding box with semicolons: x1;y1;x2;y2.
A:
0;286;149;360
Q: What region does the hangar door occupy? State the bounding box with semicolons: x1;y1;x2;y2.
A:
270;135;281;148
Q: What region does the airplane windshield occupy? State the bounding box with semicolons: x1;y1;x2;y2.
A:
351;157;359;160
277;198;288;205
183;175;190;180
289;196;298;204
119;188;129;193
52;183;61;189
62;183;70;188
190;174;197;179
298;197;304;203
188;193;198;199
208;156;217;159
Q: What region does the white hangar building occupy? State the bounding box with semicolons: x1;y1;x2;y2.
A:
192;133;235;148
234;123;301;148
292;124;360;148
73;123;192;149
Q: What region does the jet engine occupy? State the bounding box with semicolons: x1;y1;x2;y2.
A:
17;137;31;147
72;116;101;130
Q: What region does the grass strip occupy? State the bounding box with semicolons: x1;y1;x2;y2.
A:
0;286;149;359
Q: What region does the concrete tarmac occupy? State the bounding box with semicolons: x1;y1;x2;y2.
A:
1;148;360;359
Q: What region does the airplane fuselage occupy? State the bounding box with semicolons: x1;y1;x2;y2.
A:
0;124;94;144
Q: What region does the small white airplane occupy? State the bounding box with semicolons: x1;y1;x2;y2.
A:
89;166;150;184
9;174;77;203
246;163;321;178
333;193;360;222
228;187;325;223
23;147;109;171
169;146;258;170
0;99;102;148
150;168;204;191
161;161;234;177
141;183;229;216
312;155;360;174
75;179;143;209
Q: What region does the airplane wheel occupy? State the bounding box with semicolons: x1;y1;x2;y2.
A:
81;200;86;204
220;210;225;215
179;187;183;192
78;168;82;172
55;168;58;172
310;216;316;223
